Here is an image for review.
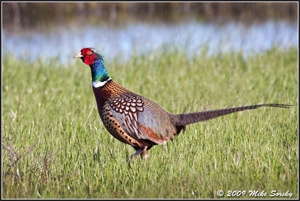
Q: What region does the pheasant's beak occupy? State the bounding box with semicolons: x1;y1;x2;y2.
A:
73;52;83;58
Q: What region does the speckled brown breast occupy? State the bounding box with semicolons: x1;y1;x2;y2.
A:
100;102;145;148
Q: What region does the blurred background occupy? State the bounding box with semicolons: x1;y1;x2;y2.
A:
2;2;298;64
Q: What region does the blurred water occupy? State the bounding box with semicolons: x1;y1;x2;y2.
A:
2;20;298;65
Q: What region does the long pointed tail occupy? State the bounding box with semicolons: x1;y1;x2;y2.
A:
172;104;292;127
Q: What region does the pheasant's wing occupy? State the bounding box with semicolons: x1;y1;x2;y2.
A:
108;94;176;145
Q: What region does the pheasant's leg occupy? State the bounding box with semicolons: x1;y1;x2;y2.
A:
141;147;148;162
129;149;143;161
162;144;168;157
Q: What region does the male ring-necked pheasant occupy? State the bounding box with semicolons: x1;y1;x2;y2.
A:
74;47;291;162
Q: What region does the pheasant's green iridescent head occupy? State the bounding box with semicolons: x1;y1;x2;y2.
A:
74;48;111;87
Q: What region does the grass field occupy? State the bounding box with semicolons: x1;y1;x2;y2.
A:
2;47;298;198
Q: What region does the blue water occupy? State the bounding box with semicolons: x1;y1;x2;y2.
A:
2;20;298;64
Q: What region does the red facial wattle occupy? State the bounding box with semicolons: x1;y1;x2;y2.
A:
83;55;95;65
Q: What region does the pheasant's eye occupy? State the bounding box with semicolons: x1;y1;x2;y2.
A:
87;50;92;55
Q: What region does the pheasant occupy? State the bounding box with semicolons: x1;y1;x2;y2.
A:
73;47;291;162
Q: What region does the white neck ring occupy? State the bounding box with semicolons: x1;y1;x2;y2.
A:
92;78;112;88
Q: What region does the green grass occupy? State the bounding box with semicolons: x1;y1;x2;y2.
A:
2;47;298;198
